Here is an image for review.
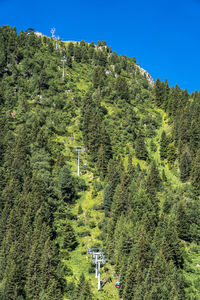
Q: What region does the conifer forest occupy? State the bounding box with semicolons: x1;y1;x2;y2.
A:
1;25;200;299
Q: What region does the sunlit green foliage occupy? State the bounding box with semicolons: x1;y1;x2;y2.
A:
0;25;199;300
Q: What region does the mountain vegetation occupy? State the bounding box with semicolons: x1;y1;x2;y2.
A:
0;25;200;299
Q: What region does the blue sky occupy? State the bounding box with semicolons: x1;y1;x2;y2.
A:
0;0;200;93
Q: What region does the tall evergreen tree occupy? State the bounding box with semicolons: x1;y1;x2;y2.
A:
160;130;168;160
135;132;148;161
115;76;129;100
74;273;93;300
58;165;76;203
155;78;165;107
146;160;161;195
191;148;200;194
179;149;191;182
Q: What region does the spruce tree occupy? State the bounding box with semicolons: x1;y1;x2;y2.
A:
144;254;185;300
74;273;93;300
62;222;78;251
93;66;105;89
175;202;190;241
68;42;74;56
58;165;76;203
123;261;137;300
160;130;168;160
191;148;200;194
115;76;129;100
135;133;148;161
167;143;177;169
146;160;161;195
74;45;82;62
155;78;165;107
163;78;170;110
103;183;113;213
179;149;191;182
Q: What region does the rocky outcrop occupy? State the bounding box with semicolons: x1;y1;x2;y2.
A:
136;65;154;87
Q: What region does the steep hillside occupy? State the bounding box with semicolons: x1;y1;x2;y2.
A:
0;25;200;300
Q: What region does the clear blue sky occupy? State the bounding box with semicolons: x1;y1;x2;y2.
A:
0;0;200;93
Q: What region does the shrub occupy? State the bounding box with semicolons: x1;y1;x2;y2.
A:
88;263;96;274
78;230;91;237
97;233;104;240
89;221;96;228
77;220;85;227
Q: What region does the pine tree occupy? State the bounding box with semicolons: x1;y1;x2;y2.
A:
25;218;48;299
123;261;137;300
58;165;76;203
189;121;200;156
39;238;63;299
135;132;148;161
1;242;26;299
93;66;105;89
191;148;200;194
115;76;129;100
160;130;168;160
175;202;190;241
96;123;112;177
103;183;113;214
123;225;151;300
179;149;191;182
106;159;121;189
110;172;130;223
87;112;102;161
74;273;93;300
143;254;185;300
114;215;134;272
81;45;89;63
103;159;121;214
62;222;78;251
74;45;82;62
146;160;161;195
154;78;165;107
135;225;151;272
153;217;184;269
162;169;167;182
167;143;177;169
163;78;170;110
81;92;94;147
88;41;95;59
68;42;74;56
66;54;72;68
127;153;135;180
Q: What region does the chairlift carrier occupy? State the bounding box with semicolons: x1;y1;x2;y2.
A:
115;281;121;288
